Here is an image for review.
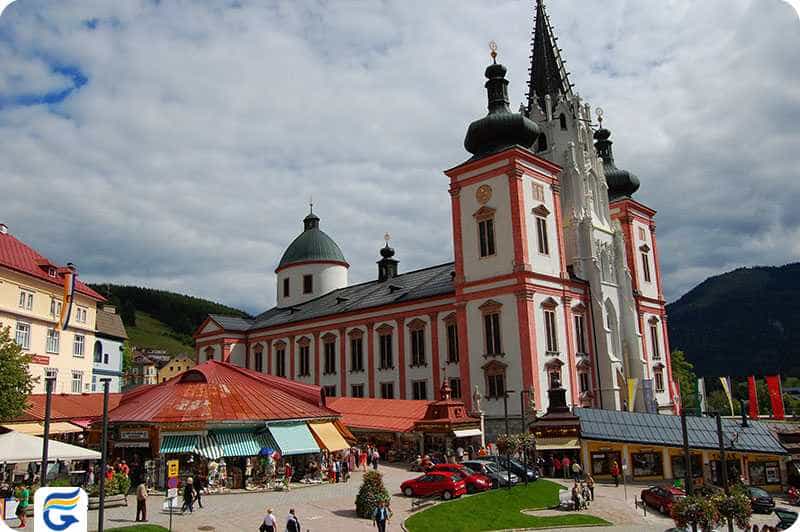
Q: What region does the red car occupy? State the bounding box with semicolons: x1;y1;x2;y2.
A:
640;486;685;515
401;471;467;500
432;463;491;493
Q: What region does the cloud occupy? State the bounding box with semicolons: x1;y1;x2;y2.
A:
0;0;798;314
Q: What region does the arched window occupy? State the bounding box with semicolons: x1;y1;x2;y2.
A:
559;113;567;130
93;340;102;363
537;133;548;152
604;301;621;359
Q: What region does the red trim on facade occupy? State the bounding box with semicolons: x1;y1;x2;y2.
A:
638;313;650;378
661;316;678;412
508;170;530;270
450;184;465;287
397;317;406;399
339;328;347;396
515;289;538;407
313;332;320;385
455;302;471;411
274;259;350;274
289;336;296;380
444;146;562;181
366;323;375;398
429;312;441;394
649;223;666;301
551;185;568;279
562;297;578;404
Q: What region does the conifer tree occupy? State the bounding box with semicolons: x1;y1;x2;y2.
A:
355;470;390;518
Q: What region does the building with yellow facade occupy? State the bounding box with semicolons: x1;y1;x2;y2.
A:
0;223;105;394
156;353;195;383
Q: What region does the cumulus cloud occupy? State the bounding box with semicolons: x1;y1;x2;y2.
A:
0;0;798;314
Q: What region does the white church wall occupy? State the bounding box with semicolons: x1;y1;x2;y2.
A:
276;263;348;308
404;315;433;400
373;321;399;398
632;219;659;300
523;175;561;276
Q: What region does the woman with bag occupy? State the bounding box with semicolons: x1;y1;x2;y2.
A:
259;507;277;532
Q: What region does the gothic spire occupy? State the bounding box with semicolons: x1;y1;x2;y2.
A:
526;0;574;115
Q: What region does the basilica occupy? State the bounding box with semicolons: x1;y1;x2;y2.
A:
195;0;677;437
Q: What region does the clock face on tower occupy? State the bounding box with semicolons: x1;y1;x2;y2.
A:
476;184;492;205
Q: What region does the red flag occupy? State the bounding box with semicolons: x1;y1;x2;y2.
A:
765;375;785;420
747;376;759;419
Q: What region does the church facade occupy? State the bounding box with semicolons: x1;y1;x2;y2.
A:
195;1;677;438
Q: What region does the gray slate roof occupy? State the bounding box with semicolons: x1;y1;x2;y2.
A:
95;309;128;340
210;262;455;332
575;408;787;455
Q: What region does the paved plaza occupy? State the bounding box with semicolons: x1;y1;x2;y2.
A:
85;466;791;532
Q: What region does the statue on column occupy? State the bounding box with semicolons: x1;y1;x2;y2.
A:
472;385;482;414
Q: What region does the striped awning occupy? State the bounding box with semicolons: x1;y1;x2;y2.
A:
211;430;264;457
159;434;198;455
196;434;223;460
266;422;320;456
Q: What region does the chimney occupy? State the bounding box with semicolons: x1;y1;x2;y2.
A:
739;398;749;427
0;223;7;235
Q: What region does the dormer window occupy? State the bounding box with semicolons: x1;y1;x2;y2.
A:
48;267;57;278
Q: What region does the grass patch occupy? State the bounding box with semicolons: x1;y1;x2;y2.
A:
109;526;169;532
404;480;609;532
126;311;194;356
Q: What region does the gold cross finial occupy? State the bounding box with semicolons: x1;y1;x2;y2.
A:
384;232;391;244
309;195;314;214
489;40;498;63
596;107;604;127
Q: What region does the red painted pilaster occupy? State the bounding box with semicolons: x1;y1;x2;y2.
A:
339;328;347;396
313;332;320;385
508;168;530;271
650;221;665;301
551;183;568;278
366;322;375;398
450;184;465;285
455;302;471;411
397;317;406;399
429;312;441;394
289;335;295;380
266;339;273;375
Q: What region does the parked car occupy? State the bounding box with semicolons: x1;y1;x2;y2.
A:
484;455;539;482
774;507;798;530
640;486;685;515
400;471;467;500
432;463;492;493
463;460;519;488
746;486;776;513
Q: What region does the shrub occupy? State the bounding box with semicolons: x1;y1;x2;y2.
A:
355;470;390;519
711;485;752;530
114;473;131;496
671;495;719;532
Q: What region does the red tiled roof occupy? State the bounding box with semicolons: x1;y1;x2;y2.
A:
108;360;338;424
326;397;432;433
0;231;104;301
20;393;123;422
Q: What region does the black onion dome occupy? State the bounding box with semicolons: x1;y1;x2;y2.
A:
594;127;640;201
464;59;540;158
380;243;395;259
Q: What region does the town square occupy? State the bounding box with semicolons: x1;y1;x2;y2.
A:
0;1;799;531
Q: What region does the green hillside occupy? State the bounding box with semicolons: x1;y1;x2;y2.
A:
126;311;194;356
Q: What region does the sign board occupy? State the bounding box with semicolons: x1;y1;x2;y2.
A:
167;460;179;478
167;488;178;499
4;498;18;520
167;477;178;489
30;354;50;365
120;430;149;440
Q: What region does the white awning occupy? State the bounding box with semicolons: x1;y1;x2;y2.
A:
0;431;100;463
2;422;83;435
452;428;482;438
536;437;580;451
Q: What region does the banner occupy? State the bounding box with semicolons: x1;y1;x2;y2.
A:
747;376;759;419
765;375;785;420
57;266;77;331
719;377;735;416
697;377;707;414
642;379;657;413
627;378;638;412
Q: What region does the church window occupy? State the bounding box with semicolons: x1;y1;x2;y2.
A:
638;227;646;241
378;330;393;369
544;309;559;353
548;368;561;390
450;377;462;399
536;216;550;255
649;320;661;360
446;320;459;363
409;320;426;367
282;277;290;298
323;385;336;397
275;347;286;377
641;252;652;282
254;345;264;372
484;361;506;399
412;380;427;400
536;133;548;152
483;313;502;355
654;369;665;393
380;381;394;399
323;339;336;375
579;371;590;393
559;113;567;130
478;218;496;257
303;274;313;294
351;384;364;398
350;337;364;372
574;314;587;355
299;344;311;376
533;183;545;202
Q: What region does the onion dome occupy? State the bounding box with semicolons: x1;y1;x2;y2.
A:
277;209;348;271
464;49;540;159
377;233;398;282
593;126;640;201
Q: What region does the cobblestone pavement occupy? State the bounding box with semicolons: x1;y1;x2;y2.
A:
87;468;792;532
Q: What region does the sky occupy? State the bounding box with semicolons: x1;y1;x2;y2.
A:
0;0;798;315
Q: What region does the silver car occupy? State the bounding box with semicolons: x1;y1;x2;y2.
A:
463;459;519;488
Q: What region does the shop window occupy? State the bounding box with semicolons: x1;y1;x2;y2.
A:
590;451;621;476
671;454;703;480
381;381;394;399
351;384;365;398
749;461;781;485
323;385;336;398
450;377;462;399
412;380;427;400
631;452;663;478
710;459;741;486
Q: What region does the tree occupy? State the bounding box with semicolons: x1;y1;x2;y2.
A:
671;350;698;411
355;470;390;519
0;326;35;421
121;341;134;374
120;299;136;327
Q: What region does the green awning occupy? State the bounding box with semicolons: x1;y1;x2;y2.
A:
196;434;223;460
257;431;280;453
159;434;198;455
211;430;264;457
266;422;320;456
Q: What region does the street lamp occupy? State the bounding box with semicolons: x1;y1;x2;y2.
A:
519;388;536;486
40;376;55;487
98;378;111;532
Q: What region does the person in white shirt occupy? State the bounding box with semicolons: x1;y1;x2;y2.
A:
260;507;277;532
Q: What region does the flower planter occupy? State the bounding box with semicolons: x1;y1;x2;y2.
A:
88;494;128;510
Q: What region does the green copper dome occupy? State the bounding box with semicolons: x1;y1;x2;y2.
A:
276;211;348;271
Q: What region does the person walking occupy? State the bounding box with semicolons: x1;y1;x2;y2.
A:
372;500;392;532
194;474;205;509
181;477;195;514
610;461;620;487
333;457;340;483
552;456;561;478
571;461;582;481
360;447;368;472
342;456;350;482
260;507;277;532
135;481;148;522
561;456;571;479
372;448;380;470
586;474;595;501
15;482;30;528
284;461;293;491
286;508;301;532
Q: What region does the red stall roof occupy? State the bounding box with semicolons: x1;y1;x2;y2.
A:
108;360;338;424
326;397;432;433
20;393;123;422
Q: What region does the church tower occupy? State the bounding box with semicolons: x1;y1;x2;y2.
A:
524;0;649;411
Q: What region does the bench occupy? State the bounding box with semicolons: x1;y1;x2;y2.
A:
411;490;444;511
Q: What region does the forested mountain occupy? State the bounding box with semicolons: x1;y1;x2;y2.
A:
666;263;800;378
89;284;249;355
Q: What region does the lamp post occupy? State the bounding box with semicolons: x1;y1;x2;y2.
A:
503;390;512;490
715;412;734;532
40;376;55;487
98;378;111;532
520;388;536;486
